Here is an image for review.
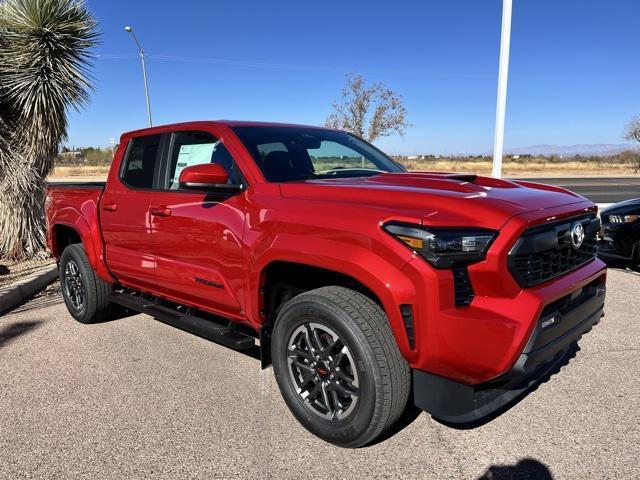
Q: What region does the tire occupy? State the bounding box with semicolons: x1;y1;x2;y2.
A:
59;243;112;324
631;241;640;270
271;286;410;448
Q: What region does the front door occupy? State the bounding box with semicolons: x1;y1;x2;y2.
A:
149;129;248;319
100;133;162;291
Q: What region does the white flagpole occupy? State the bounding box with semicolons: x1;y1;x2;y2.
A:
492;0;513;178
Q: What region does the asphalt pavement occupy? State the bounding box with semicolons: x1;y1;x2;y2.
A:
0;268;638;479
515;176;640;204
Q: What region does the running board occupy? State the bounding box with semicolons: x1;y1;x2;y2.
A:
111;292;255;351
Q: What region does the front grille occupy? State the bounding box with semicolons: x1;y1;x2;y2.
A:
509;214;599;287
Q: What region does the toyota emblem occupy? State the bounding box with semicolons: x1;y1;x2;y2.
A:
570;222;585;249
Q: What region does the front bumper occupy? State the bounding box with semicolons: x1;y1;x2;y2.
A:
413;275;606;424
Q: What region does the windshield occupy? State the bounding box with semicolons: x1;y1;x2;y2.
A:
232;126;405;182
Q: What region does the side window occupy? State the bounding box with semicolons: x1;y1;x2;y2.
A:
166;130;239;190
121;134;161;189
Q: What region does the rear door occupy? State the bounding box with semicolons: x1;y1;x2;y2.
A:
149;128;248;319
100;133;163;291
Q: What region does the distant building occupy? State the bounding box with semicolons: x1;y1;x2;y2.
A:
59;150;81;158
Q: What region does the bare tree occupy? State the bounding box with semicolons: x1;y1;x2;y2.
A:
620;150;640;173
325;74;410;142
622;116;640;173
0;0;98;259
624;116;640;143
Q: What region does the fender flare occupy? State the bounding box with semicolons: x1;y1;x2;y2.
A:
247;234;418;362
49;206;114;282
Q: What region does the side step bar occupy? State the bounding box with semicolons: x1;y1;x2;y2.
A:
111;292;255;351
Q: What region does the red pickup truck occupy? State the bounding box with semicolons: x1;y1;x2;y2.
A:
46;121;606;447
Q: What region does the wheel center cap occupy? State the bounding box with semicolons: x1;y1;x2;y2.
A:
315;362;330;379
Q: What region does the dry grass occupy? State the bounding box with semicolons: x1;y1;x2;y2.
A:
401;160;635;176
51;165;110;177
0;257;54;288
47;160;636;180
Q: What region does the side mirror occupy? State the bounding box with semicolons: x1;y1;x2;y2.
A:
178;163;231;190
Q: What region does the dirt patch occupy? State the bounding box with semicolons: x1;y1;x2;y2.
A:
0;257;56;289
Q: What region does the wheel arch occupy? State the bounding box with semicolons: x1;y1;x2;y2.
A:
260;260;384;320
48;210;114;282
251;252;418;367
51;223;82;257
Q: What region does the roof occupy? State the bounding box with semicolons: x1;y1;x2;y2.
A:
123;120;331;138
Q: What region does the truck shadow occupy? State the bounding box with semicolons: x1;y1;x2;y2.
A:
9;293;63;315
437;343;580;431
368;391;423;445
476;458;554;480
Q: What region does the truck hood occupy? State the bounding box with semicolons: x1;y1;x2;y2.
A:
279;172;589;229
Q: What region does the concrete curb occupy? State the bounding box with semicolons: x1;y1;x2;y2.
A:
0;264;58;316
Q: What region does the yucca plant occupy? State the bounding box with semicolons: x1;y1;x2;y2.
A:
0;0;98;258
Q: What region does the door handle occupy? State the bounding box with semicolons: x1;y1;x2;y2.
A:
102;201;117;212
150;206;172;217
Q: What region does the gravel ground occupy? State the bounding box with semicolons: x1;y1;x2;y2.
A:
0;268;638;480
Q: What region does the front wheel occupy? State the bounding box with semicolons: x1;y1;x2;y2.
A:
271;286;410;447
59;244;112;324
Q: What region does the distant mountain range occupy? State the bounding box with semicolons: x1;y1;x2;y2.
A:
503;143;640;157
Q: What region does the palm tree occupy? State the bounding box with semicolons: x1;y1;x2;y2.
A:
0;0;98;258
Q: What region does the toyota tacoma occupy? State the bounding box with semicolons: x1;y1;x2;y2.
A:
46;121;607;447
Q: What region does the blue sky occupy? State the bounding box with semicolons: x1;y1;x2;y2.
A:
67;0;640;155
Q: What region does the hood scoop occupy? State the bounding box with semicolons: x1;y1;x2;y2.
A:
376;172;478;183
361;172;490;193
420;173;478;183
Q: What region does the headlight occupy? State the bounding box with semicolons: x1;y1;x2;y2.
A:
384;223;497;269
608;214;639;224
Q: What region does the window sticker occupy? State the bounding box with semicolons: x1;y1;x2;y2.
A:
171;141;219;188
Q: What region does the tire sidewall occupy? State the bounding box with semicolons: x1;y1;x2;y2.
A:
272;296;381;447
60;245;95;323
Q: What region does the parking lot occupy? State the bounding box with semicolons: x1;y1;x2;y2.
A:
0;267;638;480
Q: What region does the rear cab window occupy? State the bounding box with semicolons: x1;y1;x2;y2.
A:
121;134;162;189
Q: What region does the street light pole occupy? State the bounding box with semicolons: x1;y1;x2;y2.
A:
492;0;512;179
125;25;152;127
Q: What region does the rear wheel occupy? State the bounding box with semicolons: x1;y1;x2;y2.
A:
271;286;410;447
60;244;112;324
